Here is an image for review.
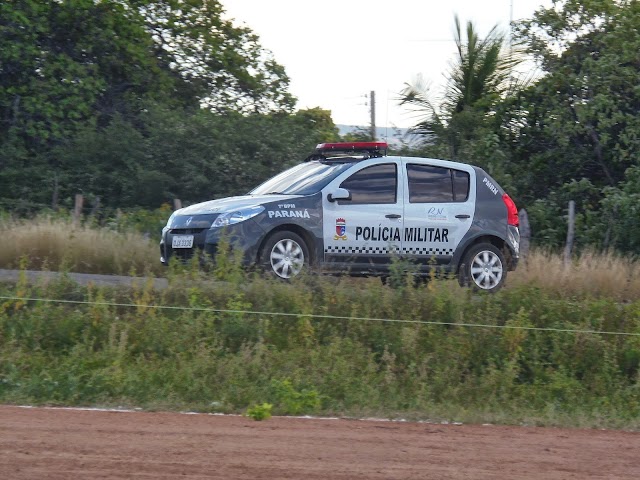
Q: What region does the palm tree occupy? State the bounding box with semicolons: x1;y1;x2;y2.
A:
399;15;520;159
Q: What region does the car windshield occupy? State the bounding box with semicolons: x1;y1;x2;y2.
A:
249;161;355;196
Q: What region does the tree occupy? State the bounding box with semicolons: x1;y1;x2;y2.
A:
399;15;520;161
512;0;640;192
503;0;640;251
133;0;295;114
51;103;330;209
0;0;295;209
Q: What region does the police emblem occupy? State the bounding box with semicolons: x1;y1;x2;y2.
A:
334;218;347;240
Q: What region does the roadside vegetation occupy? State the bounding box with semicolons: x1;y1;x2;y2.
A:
0;212;165;276
0;232;639;430
2;214;640;302
1;0;640;429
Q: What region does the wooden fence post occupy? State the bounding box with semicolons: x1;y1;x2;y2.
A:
90;196;101;217
564;200;576;266
73;194;84;225
173;198;182;210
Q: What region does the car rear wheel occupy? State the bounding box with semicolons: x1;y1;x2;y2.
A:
459;243;506;293
260;231;310;280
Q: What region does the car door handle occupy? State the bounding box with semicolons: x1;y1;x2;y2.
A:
385;214;402;219
455;214;471;219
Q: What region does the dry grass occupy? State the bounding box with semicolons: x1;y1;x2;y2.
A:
0;216;162;276
1;216;639;300
509;249;640;301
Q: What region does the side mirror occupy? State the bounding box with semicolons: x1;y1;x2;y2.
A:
327;188;351;203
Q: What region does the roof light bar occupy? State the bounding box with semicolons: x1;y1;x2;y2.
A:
314;141;388;158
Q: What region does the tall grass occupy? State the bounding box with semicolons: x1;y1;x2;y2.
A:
511;249;640;302
3;215;640;302
0;216;162;276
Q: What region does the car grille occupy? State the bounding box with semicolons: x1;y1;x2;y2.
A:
170;228;207;235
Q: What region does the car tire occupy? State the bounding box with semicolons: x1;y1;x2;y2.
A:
458;243;506;293
260;231;310;280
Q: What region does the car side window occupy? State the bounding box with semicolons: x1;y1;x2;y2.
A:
339;163;397;204
452;168;470;201
407;164;469;203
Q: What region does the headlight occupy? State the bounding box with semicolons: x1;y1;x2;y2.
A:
211;205;264;228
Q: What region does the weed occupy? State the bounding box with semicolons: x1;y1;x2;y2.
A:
245;403;272;421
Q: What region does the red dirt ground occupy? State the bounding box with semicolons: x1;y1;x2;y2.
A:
0;405;638;479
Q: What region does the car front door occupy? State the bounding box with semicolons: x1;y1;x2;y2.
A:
322;159;404;272
401;160;475;266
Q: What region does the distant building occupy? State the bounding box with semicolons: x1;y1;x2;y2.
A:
336;125;423;148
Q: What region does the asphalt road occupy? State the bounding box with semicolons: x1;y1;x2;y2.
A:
0;269;168;289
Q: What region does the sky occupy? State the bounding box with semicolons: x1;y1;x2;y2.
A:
222;0;552;129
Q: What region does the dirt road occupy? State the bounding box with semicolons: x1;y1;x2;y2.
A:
0;406;638;479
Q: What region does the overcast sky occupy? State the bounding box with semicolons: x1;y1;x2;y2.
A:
222;0;552;129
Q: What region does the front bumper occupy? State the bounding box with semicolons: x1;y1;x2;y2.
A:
160;218;266;266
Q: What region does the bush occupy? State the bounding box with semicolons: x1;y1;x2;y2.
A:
0;261;639;429
245;403;273;421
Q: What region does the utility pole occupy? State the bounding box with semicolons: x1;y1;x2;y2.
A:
509;0;514;56
369;90;376;140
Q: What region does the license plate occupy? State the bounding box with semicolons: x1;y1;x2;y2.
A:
172;235;194;249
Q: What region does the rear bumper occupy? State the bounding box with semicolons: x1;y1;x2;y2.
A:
506;225;520;271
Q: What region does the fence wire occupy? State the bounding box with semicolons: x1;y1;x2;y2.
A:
1;295;639;337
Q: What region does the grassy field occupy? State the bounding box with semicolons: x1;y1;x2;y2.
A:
0;216;639;428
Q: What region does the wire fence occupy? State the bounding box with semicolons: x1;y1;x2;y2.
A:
1;295;638;337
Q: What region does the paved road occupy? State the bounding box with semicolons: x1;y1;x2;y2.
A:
0;269;168;289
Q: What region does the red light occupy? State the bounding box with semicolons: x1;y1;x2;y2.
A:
502;193;519;227
316;142;388;151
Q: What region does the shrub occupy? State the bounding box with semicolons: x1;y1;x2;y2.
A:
245;403;273;421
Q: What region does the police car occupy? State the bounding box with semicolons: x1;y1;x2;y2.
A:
160;142;520;292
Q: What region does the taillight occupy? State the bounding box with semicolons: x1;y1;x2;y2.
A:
502;193;519;227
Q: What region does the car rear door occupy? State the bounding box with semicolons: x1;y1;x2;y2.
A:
401;159;475;265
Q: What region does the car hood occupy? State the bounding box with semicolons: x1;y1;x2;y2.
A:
176;194;302;216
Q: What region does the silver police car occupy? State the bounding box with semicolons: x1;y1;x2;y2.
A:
160;142;520;292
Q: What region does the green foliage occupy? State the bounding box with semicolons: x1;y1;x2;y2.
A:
0;0;304;211
600;166;640;252
386;253;420;289
103;205;173;236
503;0;640;251
10;104;325;211
1;271;639;428
396;2;640;255
399;14;520;160
270;379;321;415
245;403;273;421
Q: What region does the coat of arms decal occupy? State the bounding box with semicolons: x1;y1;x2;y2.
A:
334;218;347;240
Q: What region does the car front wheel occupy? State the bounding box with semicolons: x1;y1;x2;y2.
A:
459;243;506;293
260;231;310;280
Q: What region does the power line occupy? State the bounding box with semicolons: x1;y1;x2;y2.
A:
1;295;638;337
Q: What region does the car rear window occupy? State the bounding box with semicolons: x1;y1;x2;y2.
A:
407;164;469;203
